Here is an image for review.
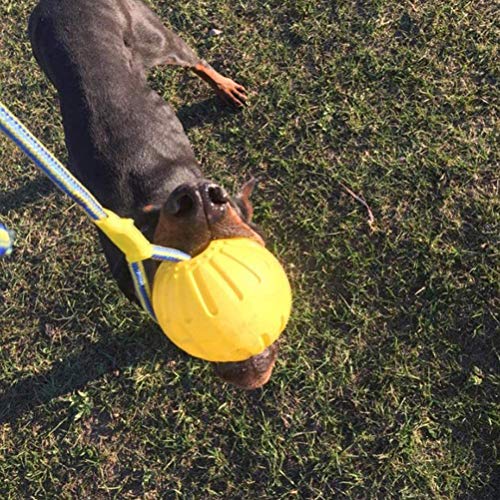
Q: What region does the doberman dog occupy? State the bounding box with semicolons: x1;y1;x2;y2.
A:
29;0;278;390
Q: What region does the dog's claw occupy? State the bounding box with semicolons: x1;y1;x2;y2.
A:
216;78;248;107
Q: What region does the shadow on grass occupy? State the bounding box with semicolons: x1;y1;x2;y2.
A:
176;95;243;132
0;320;183;425
0;176;53;216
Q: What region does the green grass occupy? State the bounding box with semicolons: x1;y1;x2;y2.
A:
0;0;498;497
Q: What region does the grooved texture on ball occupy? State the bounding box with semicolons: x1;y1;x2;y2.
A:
152;238;292;362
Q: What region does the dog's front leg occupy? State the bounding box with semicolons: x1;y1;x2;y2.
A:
129;1;248;106
192;62;248;107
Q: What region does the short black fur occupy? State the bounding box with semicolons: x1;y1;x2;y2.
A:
29;0;212;297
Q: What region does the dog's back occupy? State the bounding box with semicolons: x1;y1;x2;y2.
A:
29;0;202;216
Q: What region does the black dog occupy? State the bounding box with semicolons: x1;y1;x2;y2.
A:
29;0;278;389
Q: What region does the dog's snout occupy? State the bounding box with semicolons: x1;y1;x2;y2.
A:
165;184;202;217
201;183;229;223
165;182;229;223
206;184;229;205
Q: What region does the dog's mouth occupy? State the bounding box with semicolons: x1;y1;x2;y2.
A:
152;181;277;390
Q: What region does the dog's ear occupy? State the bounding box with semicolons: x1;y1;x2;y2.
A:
233;177;258;222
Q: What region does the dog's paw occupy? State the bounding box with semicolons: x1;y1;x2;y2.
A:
215;77;248;107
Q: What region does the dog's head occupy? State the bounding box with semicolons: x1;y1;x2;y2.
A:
146;178;278;390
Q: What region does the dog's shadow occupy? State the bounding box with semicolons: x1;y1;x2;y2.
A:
0;316;185;425
176;96;242;132
0;176;54;216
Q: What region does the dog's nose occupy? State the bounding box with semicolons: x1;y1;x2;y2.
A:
165;182;229;223
165;184;202;217
200;182;229;223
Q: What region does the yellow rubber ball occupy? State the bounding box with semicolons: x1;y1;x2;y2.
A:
152;238;292;362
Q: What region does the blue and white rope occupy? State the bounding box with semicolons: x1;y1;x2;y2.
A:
151;245;191;262
0;104;105;221
0;102;191;320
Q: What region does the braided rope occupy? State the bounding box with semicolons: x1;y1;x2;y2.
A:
0;102;190;320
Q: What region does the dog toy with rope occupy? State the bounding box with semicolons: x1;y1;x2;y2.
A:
0;102;292;362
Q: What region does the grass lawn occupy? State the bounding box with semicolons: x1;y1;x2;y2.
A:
0;0;498;497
